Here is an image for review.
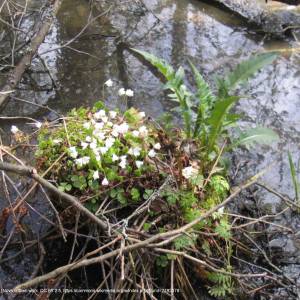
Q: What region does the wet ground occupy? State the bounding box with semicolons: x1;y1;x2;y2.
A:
1;0;300;297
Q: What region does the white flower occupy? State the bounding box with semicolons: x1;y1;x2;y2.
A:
119;156;127;169
93;170;99;180
53;139;62;144
75;158;83;167
128;147;141;157
105;137;115;148
83;122;91;129
81;142;88;150
111;129;119;137
93;148;100;156
75;156;90;167
94;110;106;120
139;125;148;136
102;177;109;186
118;88;126;96
94;122;104;130
119;159;127;169
182;166;198;179
109;111;117;119
113;123;129;135
69;147;78;158
136;161;143;168
148;149;156;158
125;89;134;97
94;130;105;140
118;122;129;134
101;116;108;123
100;147;108;154
95;155;101;162
35;122;42;129
153;143;161;150
90;141;97;150
132;130;140;137
104;79;113;87
107;121;113;127
86;136;92;142
82;156;90;165
11;125;19;134
139;111;146;118
112;154;119;162
217;207;224;214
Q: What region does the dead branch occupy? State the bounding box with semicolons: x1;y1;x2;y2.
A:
0;0;62;110
0;161;109;231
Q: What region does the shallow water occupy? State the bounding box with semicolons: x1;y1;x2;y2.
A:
1;0;300;295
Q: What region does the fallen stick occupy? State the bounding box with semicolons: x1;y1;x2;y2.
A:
0;0;62;110
0;161;108;231
11;164;273;291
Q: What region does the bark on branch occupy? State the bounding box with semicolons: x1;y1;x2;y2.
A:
0;0;62;110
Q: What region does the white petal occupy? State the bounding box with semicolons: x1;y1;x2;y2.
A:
102;177;109;186
11;125;19;134
118;88;126;96
104;79;113;87
148;149;156;158
136;161;143;168
35;122;42;129
109;111;117;119
154;143;161;150
93;170;99;180
125;89;134;97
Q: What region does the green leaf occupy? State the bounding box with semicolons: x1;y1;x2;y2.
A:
215;219;231;240
143;189;153;200
131;48;175;81
288;152;300;202
143;222;151;231
218;52;277;97
174;234;196;250
189;61;215;138
189;174;204;188
207;96;240;152
131;188;140;202
234;126;279;148
132;48;192;137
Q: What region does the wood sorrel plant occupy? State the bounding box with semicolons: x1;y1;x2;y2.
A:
36;101;163;211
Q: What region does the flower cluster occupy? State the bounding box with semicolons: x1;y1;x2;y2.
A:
36;100;162;202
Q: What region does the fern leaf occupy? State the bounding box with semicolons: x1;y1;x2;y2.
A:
218;52;277;97
189;61;216;137
190;61;215;107
132;48;193;137
131;48;175;81
235;127;279;148
207;96;240;152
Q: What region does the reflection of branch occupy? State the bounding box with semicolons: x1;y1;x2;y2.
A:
39;6;113;56
0;0;62;110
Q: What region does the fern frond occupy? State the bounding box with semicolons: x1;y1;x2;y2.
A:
207;96;240;152
234;126;279;148
218;52;277;97
189;61;216;138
